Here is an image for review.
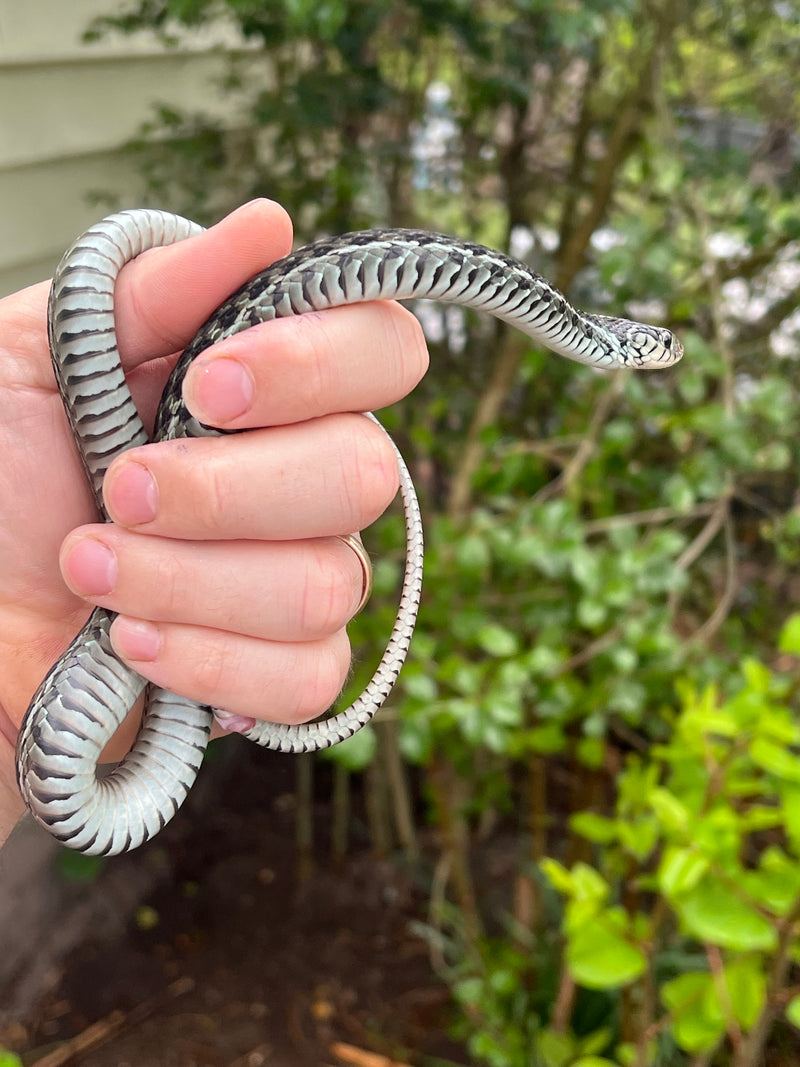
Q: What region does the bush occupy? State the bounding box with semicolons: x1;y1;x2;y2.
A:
443;615;800;1067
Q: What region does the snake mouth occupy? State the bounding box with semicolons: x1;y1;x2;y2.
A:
645;333;684;368
666;339;685;366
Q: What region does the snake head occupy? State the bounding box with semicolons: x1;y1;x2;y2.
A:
587;315;684;369
630;325;684;369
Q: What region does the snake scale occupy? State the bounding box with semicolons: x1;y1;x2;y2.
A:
15;209;683;855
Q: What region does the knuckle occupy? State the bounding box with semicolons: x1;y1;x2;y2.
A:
190;634;231;702
191;456;230;534
288;631;351;723
293;313;336;411
383;303;429;389
299;544;359;636
342;417;400;524
149;552;187;620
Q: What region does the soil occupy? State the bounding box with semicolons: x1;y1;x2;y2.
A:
0;738;465;1067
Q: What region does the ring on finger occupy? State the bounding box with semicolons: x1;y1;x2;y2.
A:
336;533;373;615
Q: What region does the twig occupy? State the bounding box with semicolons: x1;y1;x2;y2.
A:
549;626;622;677
674;495;731;573
330;1040;413;1067
731;895;800;1066
30;1012;127;1067
427;851;452;976
381;716;419;863
584;500;718;535
446;330;528;518
706;943;743;1054
686;515;738;646
29;978;194;1066
535;372;625;503
550;966;577;1033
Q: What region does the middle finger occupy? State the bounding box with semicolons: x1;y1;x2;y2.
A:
102;412;399;540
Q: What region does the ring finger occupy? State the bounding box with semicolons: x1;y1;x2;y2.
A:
60;531;368;642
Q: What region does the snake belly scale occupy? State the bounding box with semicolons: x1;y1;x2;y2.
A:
16;209;683;855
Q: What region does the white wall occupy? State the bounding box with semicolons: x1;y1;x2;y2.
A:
0;0;254;296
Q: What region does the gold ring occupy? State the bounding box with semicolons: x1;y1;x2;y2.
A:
336;533;373;615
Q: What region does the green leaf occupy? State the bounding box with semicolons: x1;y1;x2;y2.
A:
616;1040;657;1067
662;972;725;1054
0;1053;23;1067
538;1027;575;1067
525;721;567;755
648;787;691;833
780;783;800;852
675;875;778;950
578;598;608;628
779;614;800;656
455;532;491;572
577;736;605;769
658;846;709;898
664;473;696;511
738;805;784;833
540;858;573;895
571;812;618;844
402;670;439;702
476;622;520;657
323;722;376;770
750;737;800;783
741;657;772;692
571;547;603;591
724;958;766;1030
571;863;611;902
567;912;647;989
742;847;800;916
577;1028;613;1056
572;1059;620;1067
786;994;800;1030
617;817;659;861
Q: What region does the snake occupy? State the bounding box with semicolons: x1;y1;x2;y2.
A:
15;209;683;855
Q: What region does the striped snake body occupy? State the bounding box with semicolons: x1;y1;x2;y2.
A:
16;210;683;855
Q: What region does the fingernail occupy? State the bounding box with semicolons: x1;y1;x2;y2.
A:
62;537;118;596
186;356;254;423
214;709;256;734
231;198;267;214
111;617;161;662
106;461;158;526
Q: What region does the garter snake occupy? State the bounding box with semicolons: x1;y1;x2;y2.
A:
16;209;683;854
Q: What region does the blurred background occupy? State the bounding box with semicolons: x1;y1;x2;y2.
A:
2;1;800;1065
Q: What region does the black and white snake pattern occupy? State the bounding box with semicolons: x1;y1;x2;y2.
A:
15;209;683;854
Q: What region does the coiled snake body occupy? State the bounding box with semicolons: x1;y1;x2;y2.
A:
16;210;683;855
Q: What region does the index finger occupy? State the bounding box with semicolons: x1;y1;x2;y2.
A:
113;199;293;369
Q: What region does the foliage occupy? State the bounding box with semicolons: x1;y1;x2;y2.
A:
87;0;800;1062
444;616;800;1066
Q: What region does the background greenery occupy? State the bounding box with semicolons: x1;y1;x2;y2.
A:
85;1;800;1063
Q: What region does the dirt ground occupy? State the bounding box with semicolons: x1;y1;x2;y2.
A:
0;738;465;1067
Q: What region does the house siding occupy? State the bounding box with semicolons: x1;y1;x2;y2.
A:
0;0;252;296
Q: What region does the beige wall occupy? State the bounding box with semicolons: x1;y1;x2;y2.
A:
0;0;252;296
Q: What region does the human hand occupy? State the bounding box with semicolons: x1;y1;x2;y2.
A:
0;199;429;847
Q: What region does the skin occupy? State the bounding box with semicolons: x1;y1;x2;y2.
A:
0;199;429;848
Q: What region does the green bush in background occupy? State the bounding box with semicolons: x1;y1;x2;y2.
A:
445;616;800;1065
